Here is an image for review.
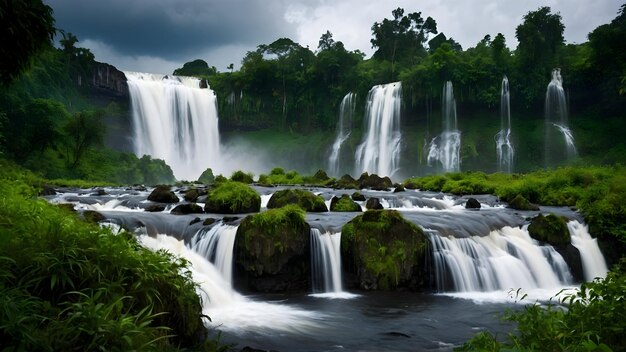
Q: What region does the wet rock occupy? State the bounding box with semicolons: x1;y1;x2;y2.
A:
91;189;108;196
203;218;216;226
330;194;361;212
267;189;327;212
189;217;203;225
312;169;331;182
366;197;384;210
40;185;57;196
333;174;359;189
528;213;570;246
171;203;204;215
358;172;393;190
351;192;366;201
508;194;539;211
147;185;179;203
393;185;405;193
465;198;481;209
184;188;207;202
83;210;105;223
145;204;166;212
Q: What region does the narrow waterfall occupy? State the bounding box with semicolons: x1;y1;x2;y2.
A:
328;93;356;176
125;72;220;181
355;82;402;177
495;76;514;173
568;221;608;281
430;225;573;292
190;223;238;285
310;229;343;293
545;68;577;167
427;81;461;172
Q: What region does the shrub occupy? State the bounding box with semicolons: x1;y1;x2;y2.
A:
204;181;261;213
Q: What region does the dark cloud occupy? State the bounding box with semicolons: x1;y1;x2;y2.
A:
46;0;297;61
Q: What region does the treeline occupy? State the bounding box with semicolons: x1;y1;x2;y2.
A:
0;8;174;185
177;5;626;132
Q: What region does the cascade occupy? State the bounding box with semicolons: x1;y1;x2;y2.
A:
427;81;461;172
190;224;238;285
125;72;220;181
545;68;577;167
495;76;514;173
568;221;608;281
310;229;343;293
355;82;402;177
328;92;356;176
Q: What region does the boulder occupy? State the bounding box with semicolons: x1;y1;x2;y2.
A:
508;194;539;211
144;204;166;212
366;197;384;210
528;213;570;246
40;185;57;196
312;169;331;182
234;205;310;292
358;172;393;190
341;210;427;290
204;181;261;214
465;198;481;209
330;194;361;212
183;188;207;202
351;192;366;201
266;189;327;212
393;185;405;193
333;174;359;189
83;210;105;223
171;203;204;215
147;185;179;203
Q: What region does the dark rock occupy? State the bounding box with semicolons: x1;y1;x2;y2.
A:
266;189;327;212
393;185;405;193
145;204;166;212
555;244;583;282
341;210;428;290
56;203;76;213
351;192;366;201
147;185;179;203
330;194;361;212
528;213;570;246
358;172;393;190
83;210;106;223
404;181;419;190
508;194;539;211
465;198;481;209
203;218;216;226
189;217;203;225
223;216;240;223
234;206;310;292
313;169;330;182
334;174;359;189
171;203;204;215
366;197;384;210
204;181;261;214
91;189;107;196
184;189;200;202
40;185;57;196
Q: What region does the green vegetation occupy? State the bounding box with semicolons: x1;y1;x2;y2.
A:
266;189;328;212
341;210;426;290
0;163;217;350
528;213;570;246
230;170;254;184
257;167;335;186
204;181;261;214
197;168;215;184
458;260;626;352
329;194;361;212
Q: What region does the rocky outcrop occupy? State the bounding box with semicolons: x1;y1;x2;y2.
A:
333;174;360;189
366;197;384;210
266;189;327;212
91;62;129;97
171;203;204;215
508;194;540;211
329;194;361;212
351;192;366;201
341;210;427;290
204;181;261;214
528;213;570;246
234;205;310;292
358;173;393;190
147;185;179;203
465;198;481;209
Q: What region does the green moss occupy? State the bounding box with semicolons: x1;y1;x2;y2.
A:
267;189;328;212
230;170;254;184
528;213;571;246
204;181;261;214
509;194;540;211
330;194;361;212
341;210;426;290
197;168;215;184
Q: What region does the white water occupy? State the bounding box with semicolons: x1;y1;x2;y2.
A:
428;81;461;172
309;229;357;299
553;123;578;157
545;68;577;165
328;92;356;176
190;224;238;285
568;221;608;281
125;72;220;181
496;76;514;173
355;82;402;177
139;233;322;333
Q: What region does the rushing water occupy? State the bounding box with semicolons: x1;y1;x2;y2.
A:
496;76;514;173
428;81;461;172
328;92;356;177
545;68;577;166
355;82;402;177
125;72;220;181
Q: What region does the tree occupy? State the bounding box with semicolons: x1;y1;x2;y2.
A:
63;110;105;169
318;30;336;52
173;59;217;78
0;0;56;85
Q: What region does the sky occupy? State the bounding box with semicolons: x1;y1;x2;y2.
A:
45;0;623;75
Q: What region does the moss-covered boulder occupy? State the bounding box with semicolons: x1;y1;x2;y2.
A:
82;210;105;223
312;169;331;182
330;194;361;212
197;168;215;184
341;210;427;290
183;188;207;202
393;185;405;193
366;197;384;210
234;205;310;292
266;189;328;212
204;181;261;214
358;173;393;190
231;170;254;184
333;174;359;189
171;203;204;215
508;194;540;211
147;185;179;203
528;213;570;246
352;192;366;201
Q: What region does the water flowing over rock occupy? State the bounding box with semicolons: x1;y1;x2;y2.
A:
495;76;514;173
545;68;577;167
428;81;461;172
125;72;220;181
355;82;402;178
310;229;344;293
328;92;356;176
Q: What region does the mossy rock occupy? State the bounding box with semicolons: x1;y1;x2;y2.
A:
358;172;393;190
313;169;330;182
231;170;254;184
352;192;366;201
204;181;261;214
366;197;384;210
171;203;204;215
393;185;405;193
266;189;328;212
197;168;215;184
234;205;310;292
508;194;540;211
341;210;427;290
528;213;571;246
334;174;359;189
83;210;105;223
183;188;207;202
147;185;179;203
330;194;361;212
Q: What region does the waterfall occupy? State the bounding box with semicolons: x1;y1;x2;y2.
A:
190;224;238;285
430;226;573;292
427;81;461;172
495;76;514;173
310;229;343;293
568;221;608;281
545;68;577;167
125;72;220;181
355;82;402;178
328;92;356;176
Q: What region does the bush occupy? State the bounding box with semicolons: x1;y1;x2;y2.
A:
204;181;261;213
230;170;254;184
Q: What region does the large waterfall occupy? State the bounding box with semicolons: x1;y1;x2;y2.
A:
125;72;220;181
427;81;461;172
545;68;577;167
328;93;356;176
355;82;402;177
495;76;514;173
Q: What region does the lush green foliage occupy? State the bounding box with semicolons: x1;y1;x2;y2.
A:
458;260;626;351
257;167;335;186
0;164;216;350
173;59;217;79
230;170;254;184
205;181;261;214
330;194;361;212
266;188;328;212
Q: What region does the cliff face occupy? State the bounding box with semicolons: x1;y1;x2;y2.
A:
89;61;129;98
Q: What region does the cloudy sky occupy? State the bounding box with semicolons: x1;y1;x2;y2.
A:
45;0;622;74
